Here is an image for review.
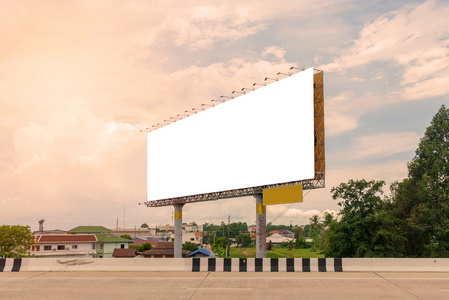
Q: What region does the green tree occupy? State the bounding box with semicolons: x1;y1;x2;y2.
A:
212;236;230;257
309;215;321;251
323;212;335;227
0;225;35;258
213;236;229;249
400;105;449;256
140;223;149;228
182;242;199;252
388;178;429;257
120;234;132;240
324;179;405;257
138;242;152;252
332;179;385;219
235;234;252;247
294;227;306;248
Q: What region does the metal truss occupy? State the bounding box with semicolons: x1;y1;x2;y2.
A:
144;67;325;208
144;177;325;207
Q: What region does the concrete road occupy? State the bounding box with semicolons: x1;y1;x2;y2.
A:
1;272;449;299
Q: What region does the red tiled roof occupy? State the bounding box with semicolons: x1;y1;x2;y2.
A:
112;248;137;257
37;234;97;243
154;242;174;249
195;232;203;236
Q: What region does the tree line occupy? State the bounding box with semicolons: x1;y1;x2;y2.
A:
323;105;449;257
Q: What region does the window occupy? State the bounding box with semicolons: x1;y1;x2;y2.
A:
57;245;65;250
44;245;51;251
72;245;78;249
36;245;40;251
190;238;194;241
120;244;125;249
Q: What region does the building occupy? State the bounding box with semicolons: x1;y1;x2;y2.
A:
266;233;293;245
182;231;202;245
248;225;256;240
141;242;190;258
94;234;132;258
66;226;132;258
188;248;211;258
31;234;97;258
280;230;295;239
157;224;174;231
182;223;203;232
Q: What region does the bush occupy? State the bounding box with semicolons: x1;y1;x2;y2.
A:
295;237;312;249
183;241;199;252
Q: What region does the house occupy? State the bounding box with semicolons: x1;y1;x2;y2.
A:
94;234;132;258
280;230;295;239
248;225;256;240
31;234;97;258
188;248;211;258
141;242;190;258
166;230;203;245
268;230;281;236
112;248;137;258
266;233;293;245
67;225;132;258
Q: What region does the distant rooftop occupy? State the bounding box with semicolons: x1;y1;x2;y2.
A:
68;226;112;233
95;234;131;243
112;248;137;258
188;248;210;257
37;234;97;243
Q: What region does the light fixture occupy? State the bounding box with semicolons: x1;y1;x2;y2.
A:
277;72;291;76
232;90;245;95
242;87;255;92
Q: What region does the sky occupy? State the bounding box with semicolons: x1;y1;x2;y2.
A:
1;0;448;231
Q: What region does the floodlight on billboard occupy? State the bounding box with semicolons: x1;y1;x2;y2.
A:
146;67;321;203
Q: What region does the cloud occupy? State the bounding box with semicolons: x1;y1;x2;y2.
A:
320;0;449;101
350;132;420;160
325;91;394;136
13;109;138;173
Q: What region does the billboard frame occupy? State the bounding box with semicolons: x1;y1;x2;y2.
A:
144;68;324;208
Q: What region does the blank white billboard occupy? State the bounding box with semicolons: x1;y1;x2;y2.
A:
147;67;314;201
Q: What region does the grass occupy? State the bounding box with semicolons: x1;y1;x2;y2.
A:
229;246;324;258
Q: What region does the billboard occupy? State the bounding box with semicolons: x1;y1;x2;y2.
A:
147;67;315;202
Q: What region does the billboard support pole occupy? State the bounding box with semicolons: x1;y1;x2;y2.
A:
255;193;266;258
174;203;184;258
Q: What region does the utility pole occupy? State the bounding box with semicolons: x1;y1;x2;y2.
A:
227;215;230;258
228;215;230;238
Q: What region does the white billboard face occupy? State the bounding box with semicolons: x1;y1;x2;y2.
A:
147;67;314;201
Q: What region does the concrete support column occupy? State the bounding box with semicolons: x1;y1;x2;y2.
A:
255;193;266;258
173;203;184;258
